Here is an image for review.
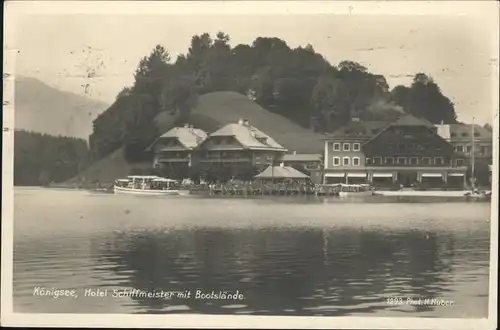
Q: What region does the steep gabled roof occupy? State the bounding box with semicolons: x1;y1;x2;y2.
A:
146;126;207;151
208;122;286;151
362;113;447;147
391;114;435;127
254;165;310;179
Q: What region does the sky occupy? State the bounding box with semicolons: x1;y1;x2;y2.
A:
8;1;499;125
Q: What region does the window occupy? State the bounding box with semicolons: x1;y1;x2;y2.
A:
422;157;431;165
455;145;464;152
397;157;407;165
353;157;360;166
333;157;341;166
410;157;419;165
450;133;456;138
343;157;350;166
474;132;480;137
461;132;468;137
466;145;472;153
434;157;444;166
372;129;380;134
366;157;372;165
398;143;406;150
373;157;382;165
266;155;273;162
343;143;350;151
456;158;465;166
353;143;360;151
333;143;341;151
385;157;394;165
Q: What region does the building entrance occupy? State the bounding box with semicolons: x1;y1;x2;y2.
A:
397;171;418;187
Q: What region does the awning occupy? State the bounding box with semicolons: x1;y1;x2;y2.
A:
347;173;367;178
421;173;443;178
325;173;345;178
448;173;465;177
373;173;393;178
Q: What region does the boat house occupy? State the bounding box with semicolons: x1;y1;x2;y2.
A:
254;163;310;184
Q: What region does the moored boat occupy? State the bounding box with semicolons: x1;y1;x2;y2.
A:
113;176;180;195
372;189;490;198
337;183;374;197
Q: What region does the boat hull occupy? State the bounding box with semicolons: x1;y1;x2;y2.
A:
373;190;471;197
113;185;179;196
338;191;374;197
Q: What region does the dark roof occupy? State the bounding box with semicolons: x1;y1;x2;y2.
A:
390;114;435;127
280;153;322;162
326;121;390;139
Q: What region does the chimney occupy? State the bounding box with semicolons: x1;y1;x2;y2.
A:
184;123;189;128
440;120;444;125
293;151;297;155
189;124;194;129
238;119;245;125
243;119;250;126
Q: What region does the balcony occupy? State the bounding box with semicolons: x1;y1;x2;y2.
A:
200;157;252;163
157;156;190;163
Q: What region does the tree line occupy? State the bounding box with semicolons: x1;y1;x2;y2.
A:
89;32;460;162
14;130;90;186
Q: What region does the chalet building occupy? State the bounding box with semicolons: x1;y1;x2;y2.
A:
323;115;467;188
278;152;323;184
435;123;493;166
196;119;287;178
146;124;207;175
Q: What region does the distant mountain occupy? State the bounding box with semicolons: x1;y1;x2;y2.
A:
14;76;109;140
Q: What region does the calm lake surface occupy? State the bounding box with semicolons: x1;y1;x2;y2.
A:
13;187;491;317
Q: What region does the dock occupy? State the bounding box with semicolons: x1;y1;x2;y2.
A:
194;183;341;197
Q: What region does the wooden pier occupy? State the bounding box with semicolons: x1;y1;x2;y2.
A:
192;183;341;197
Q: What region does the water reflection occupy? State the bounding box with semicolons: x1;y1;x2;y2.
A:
97;227;463;315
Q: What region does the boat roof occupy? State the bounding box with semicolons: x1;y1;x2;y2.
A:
116;179;130;182
152;178;178;182
127;175;161;179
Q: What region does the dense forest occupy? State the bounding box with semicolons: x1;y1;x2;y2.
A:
89;32;459;162
14;130;90;186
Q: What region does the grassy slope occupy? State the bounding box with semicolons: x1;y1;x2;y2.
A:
188;91;326;153
63;91;326;185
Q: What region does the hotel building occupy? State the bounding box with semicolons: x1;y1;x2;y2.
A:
323;115;468;188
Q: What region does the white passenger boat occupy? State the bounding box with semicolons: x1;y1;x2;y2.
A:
113;176;180;195
338;183;374;197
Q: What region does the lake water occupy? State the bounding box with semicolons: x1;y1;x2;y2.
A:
12;187;491;317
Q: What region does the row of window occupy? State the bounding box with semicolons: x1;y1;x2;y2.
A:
333;142;361;152
332;156;466;167
454;145;492;155
332;157;361;167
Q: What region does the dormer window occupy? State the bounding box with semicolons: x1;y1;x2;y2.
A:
257;137;267;144
461;132;468;137
450;133;456;138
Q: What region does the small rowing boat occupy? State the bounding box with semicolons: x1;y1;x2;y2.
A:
113;176;180;196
